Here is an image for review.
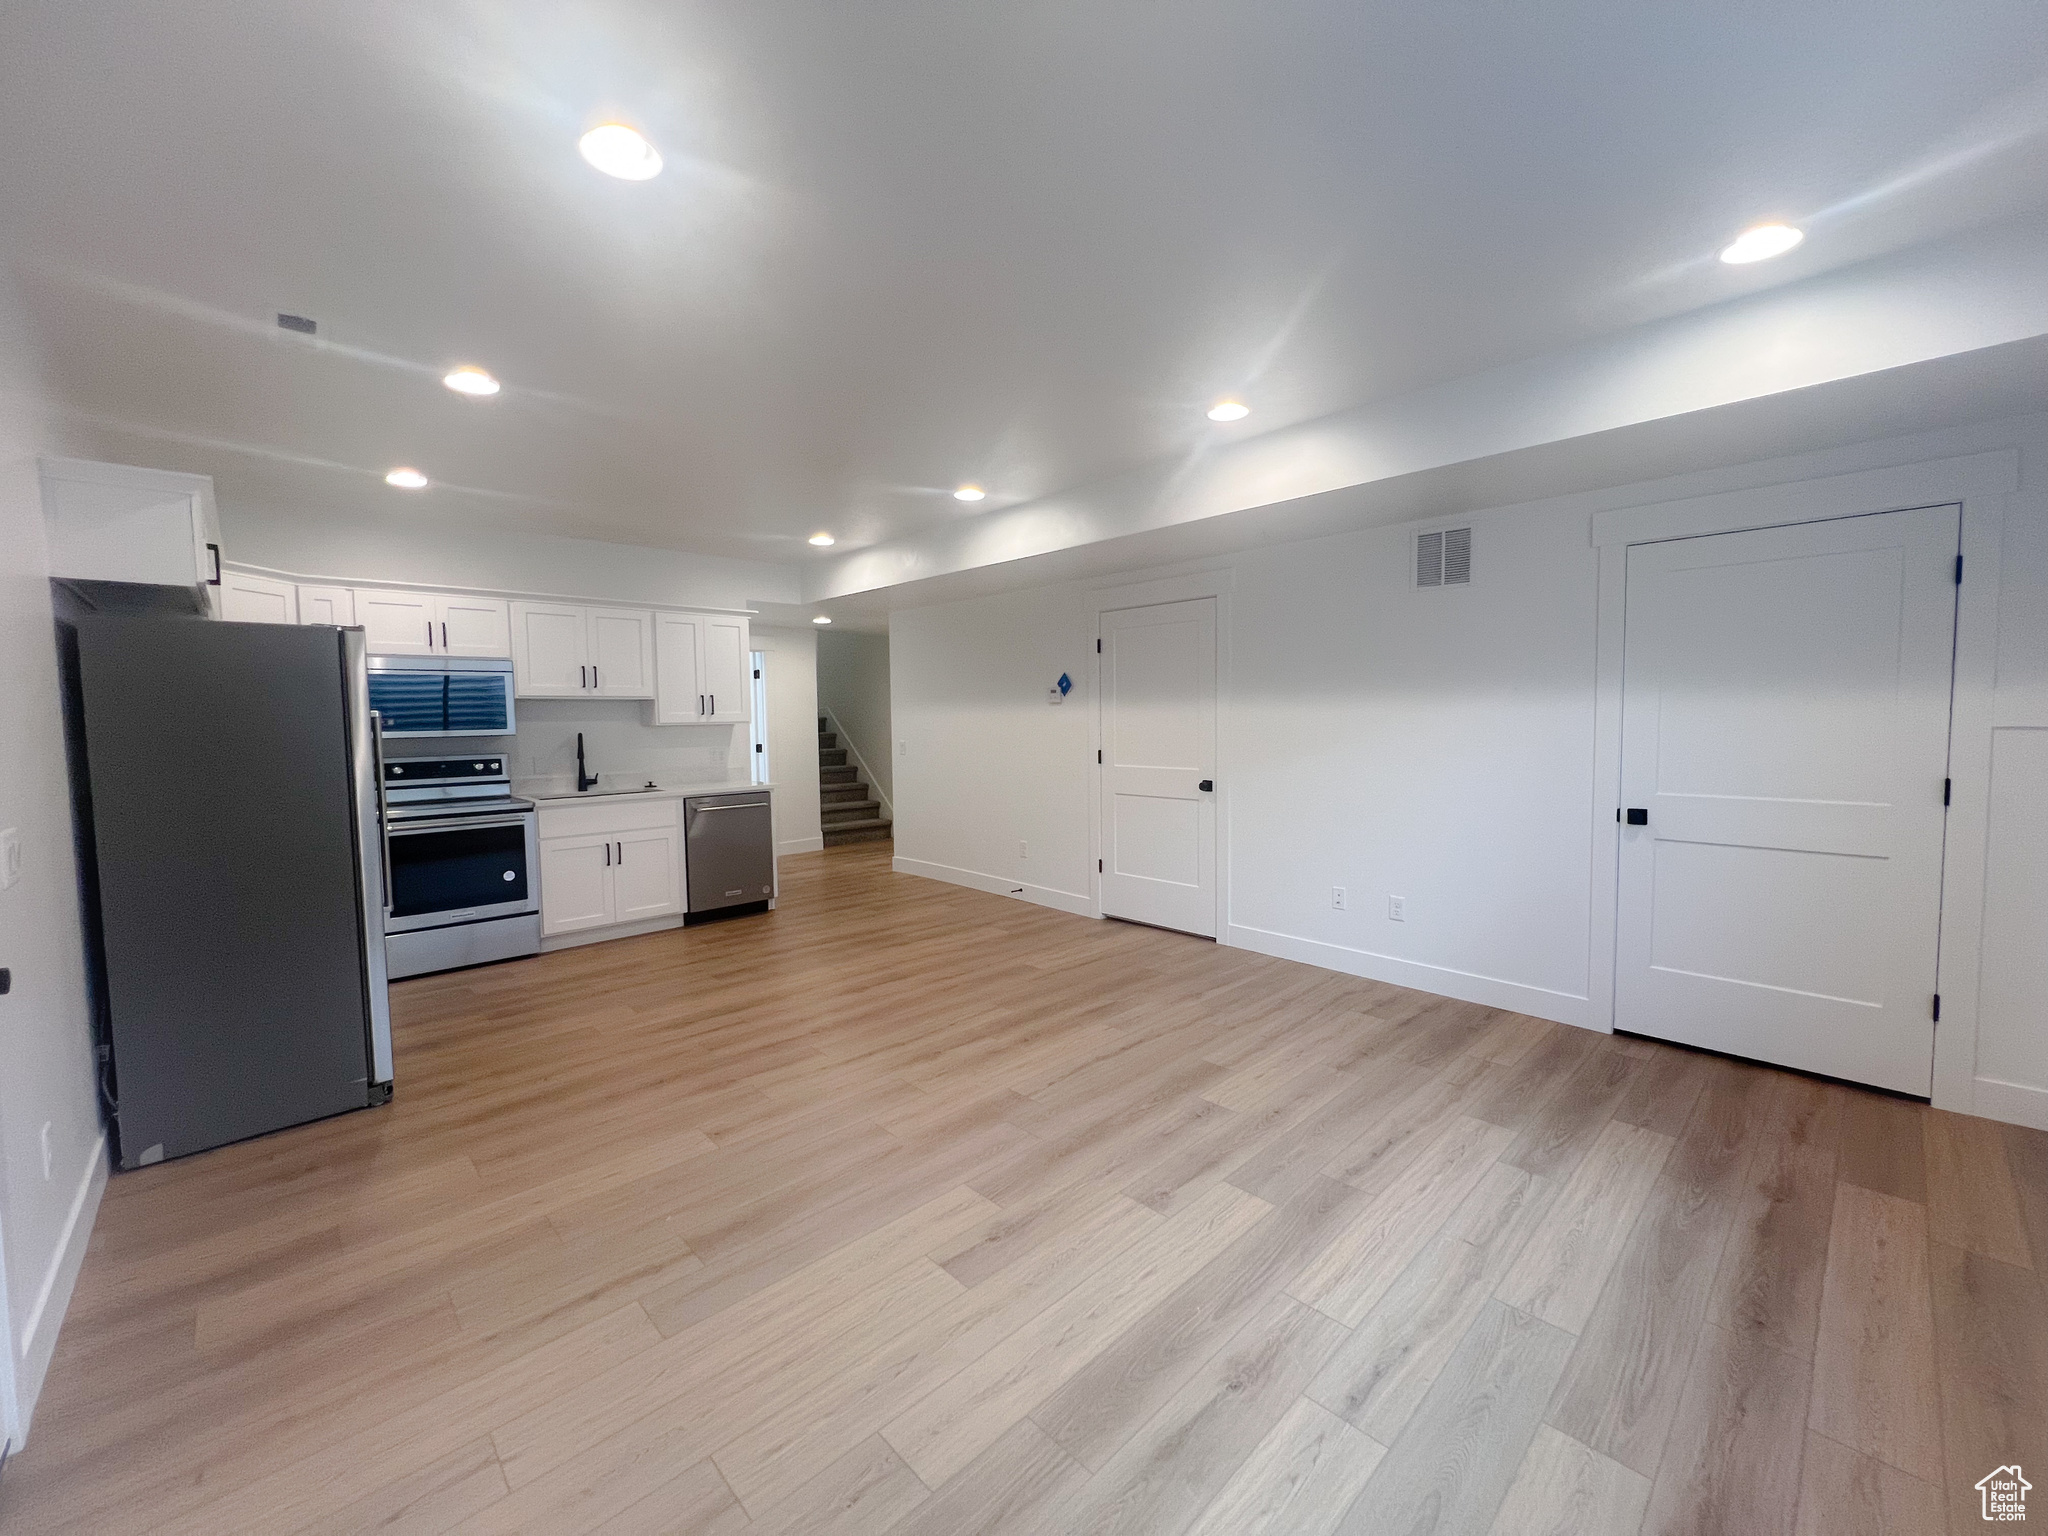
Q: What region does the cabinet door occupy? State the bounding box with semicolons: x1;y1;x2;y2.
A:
588;608;654;698
354;589;438;654
612;828;682;922
700;616;752;724
511;602;590;696
539;836;614;934
653;612;704;724
220;570;297;624
297;585;355;626
435;594;512;657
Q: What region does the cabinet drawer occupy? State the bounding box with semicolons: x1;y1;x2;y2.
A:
537;797;679;839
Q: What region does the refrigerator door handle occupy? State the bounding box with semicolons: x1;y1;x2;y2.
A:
347;627;395;1091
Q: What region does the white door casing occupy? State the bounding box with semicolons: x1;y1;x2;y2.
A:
1613;504;1959;1095
1099;597;1218;938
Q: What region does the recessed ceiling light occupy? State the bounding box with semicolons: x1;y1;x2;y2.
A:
443;366;500;397
384;467;428;489
953;484;986;502
1719;224;1804;264
579;124;662;181
808;533;835;547
1206;400;1250;422
812;615;832;625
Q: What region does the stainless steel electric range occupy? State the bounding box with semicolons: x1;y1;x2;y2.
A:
378;751;540;979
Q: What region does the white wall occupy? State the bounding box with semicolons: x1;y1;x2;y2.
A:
816;630;893;815
0;279;106;1446
496;702;747;795
891;412;2048;1125
754;627;823;856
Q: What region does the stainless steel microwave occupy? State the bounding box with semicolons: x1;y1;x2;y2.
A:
367;654;516;737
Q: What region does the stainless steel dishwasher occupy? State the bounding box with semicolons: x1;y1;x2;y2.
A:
684;791;776;917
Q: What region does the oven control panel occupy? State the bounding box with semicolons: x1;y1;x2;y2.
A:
384;757;505;786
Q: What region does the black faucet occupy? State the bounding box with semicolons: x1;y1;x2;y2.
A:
576;731;599;792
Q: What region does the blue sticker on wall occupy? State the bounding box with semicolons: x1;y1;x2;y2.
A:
1057;673;1072;696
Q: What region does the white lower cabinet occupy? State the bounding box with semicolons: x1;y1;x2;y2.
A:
538;800;683;937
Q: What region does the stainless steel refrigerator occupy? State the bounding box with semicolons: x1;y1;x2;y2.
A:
62;616;393;1168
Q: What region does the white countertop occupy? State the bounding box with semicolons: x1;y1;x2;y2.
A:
520;778;772;805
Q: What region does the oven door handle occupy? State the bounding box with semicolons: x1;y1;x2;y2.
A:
387;814;537;835
370;711;395;912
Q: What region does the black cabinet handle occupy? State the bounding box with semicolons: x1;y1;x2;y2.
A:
1625;807;1649;825
710;694;715;715
604;842;611;866
441;622;448;649
1198;779;1214;792
205;543;222;584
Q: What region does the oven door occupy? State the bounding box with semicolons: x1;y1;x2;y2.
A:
384;813;539;934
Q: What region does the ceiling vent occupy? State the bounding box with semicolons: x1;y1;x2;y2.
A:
1415;526;1472;588
276;313;317;335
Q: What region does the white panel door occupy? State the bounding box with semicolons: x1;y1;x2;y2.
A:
220;570;296;624
355;588;437;654
611;828;682;922
511;602;589;696
434;594;512;657
297;584;355;626
588;607;654;697
653;612;705;723
539;836;614;934
1614;504;1959;1095
700;616;751;724
1099;598;1217;937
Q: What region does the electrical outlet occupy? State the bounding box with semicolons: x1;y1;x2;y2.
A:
0;827;20;889
1331;886;1347;910
1387;895;1407;922
898;740;907;757
41;1122;53;1180
1019;840;1028;860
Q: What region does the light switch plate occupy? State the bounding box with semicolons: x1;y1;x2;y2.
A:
0;828;20;889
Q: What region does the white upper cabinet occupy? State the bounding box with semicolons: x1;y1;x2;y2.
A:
41;457;222;615
355;588;439;654
434;594;511;657
220;570;297;625
701;615;751;724
510;602;654;698
652;613;704;723
297;584;356;626
654;613;751;724
353;588;511;656
589;607;655;697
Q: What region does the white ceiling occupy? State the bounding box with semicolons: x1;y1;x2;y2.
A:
4;2;2045;566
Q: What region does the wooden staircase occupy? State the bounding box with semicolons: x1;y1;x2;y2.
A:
819;717;891;846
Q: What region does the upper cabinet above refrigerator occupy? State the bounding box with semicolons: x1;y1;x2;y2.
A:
42;457;223;617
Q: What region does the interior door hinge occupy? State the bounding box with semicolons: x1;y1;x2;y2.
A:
1943;777;1952;806
1955;553;1964;585
1932;993;1942;1023
1097;749;1102;763
1096;637;1102;652
1098;859;1103;873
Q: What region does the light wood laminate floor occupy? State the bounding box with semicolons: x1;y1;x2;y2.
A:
5;844;2043;1534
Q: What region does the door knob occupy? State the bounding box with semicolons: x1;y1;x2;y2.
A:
1198;779;1214;792
1625;807;1648;825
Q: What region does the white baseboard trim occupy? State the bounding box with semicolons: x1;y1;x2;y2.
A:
778;836;825;856
540;913;690;951
1224;923;1590;1029
1973;1076;2048;1132
16;1130;107;1442
892;856;1097;918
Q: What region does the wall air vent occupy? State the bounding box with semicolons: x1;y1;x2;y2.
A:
1415;526;1472;588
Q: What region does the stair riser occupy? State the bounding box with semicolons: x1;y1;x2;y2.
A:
821;768;858;785
823;806;881;824
819;749;848;767
821;786;869;803
823;825;893;846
